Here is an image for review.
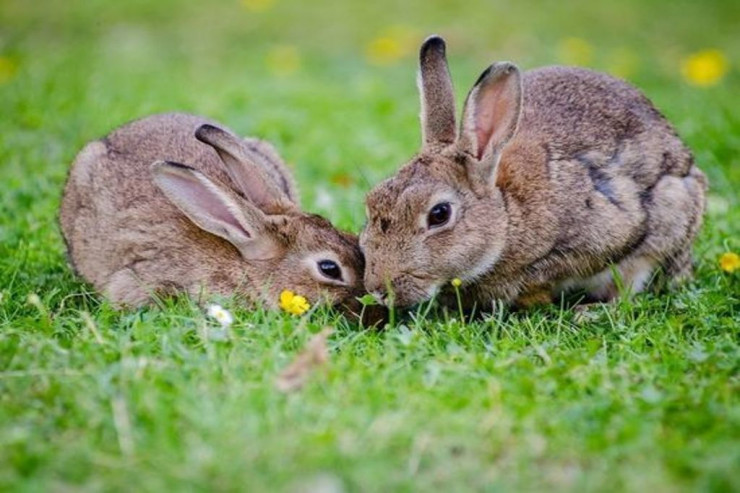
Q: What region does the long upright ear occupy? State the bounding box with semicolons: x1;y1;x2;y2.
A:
151;161;279;261
195;124;294;212
418;35;456;149
458;62;522;184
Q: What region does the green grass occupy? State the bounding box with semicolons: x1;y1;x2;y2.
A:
1;0;738;491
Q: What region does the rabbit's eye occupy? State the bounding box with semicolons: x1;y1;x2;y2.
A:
318;259;343;281
427;202;452;228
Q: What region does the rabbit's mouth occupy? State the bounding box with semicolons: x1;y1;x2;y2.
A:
335;294;388;328
367;274;441;308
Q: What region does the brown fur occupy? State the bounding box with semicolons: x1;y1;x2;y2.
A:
361;36;707;308
60;113;367;310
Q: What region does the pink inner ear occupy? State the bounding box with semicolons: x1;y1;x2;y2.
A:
163;173;251;238
474;79;518;160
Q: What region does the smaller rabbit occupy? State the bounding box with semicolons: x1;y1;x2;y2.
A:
360;36;707;309
60;113;369;313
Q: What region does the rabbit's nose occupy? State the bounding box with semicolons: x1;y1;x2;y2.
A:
364;268;387;300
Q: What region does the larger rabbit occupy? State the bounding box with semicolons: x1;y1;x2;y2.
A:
361;36;707;308
60;113;368;312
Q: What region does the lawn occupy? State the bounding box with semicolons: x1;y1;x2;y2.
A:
1;0;738;491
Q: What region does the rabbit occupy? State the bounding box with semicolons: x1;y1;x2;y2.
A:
60;112;371;313
360;36;707;309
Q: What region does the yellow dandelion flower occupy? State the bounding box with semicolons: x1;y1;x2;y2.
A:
365;25;418;66
719;252;740;274
241;0;274;13
681;49;728;87
557;37;593;67
0;56;18;85
280;290;311;316
451;278;462;288
266;45;301;77
366;37;403;66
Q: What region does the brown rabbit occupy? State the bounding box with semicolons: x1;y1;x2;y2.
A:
361;36;707;309
60;112;368;311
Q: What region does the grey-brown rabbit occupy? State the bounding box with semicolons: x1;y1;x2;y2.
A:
361;36;707;309
60;113;367;311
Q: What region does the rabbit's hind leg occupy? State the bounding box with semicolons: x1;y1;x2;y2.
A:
103;268;153;308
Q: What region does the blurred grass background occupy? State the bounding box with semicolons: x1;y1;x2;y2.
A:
1;0;738;225
0;0;738;491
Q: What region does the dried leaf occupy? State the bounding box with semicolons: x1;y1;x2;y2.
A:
329;173;353;187
275;327;333;393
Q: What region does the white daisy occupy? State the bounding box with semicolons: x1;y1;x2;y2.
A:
206;304;233;328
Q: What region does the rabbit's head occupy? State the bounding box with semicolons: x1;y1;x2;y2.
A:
151;124;368;313
361;36;523;307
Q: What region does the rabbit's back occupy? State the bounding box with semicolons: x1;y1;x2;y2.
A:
108;113;226;171
104;113;297;201
515;67;693;179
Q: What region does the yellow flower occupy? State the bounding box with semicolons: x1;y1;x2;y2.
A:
280;290;310;316
241;0;274;13
719;252;740;274
451;278;462;288
0;56;18;85
266;45;301;77
366;37;403;66
557;37;593;67
681;49;728;87
365;25;418;66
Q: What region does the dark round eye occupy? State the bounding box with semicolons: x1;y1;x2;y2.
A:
427;202;452;228
318;259;343;281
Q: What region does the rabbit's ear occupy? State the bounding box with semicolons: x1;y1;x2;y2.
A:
195;124;292;211
418;35;457;148
151;161;279;260
458;62;522;183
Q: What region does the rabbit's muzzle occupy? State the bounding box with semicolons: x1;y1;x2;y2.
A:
364;268;439;308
